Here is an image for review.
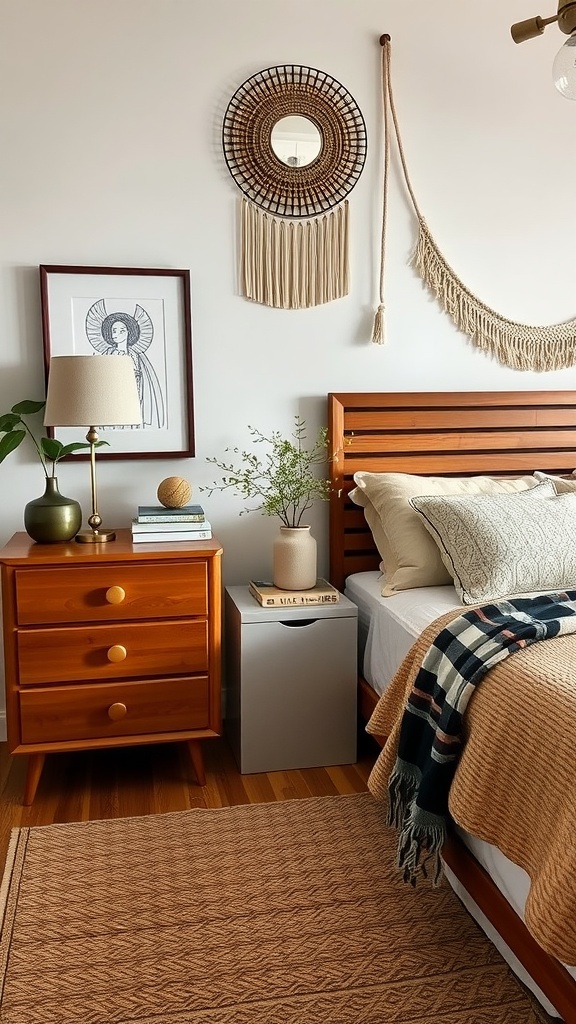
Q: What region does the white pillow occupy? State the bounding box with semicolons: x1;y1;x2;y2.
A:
348;471;538;596
409;479;576;604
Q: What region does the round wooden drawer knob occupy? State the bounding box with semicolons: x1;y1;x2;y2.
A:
106;586;126;605
107;702;127;721
107;644;127;663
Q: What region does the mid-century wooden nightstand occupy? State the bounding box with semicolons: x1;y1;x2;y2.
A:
0;530;223;804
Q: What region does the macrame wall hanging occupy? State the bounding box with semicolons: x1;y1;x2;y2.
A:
222;65;367;309
374;35;576;371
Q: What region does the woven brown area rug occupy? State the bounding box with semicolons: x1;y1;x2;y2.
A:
0;793;551;1024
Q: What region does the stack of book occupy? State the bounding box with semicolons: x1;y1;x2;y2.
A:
131;504;212;543
248;578;340;607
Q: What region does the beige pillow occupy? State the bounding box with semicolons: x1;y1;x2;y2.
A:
409;479;576;604
533;471;576;493
349;471;538;596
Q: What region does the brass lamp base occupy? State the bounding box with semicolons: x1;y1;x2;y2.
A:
75;529;117;543
75;487;116;543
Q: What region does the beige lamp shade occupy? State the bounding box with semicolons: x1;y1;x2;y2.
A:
44;355;141;427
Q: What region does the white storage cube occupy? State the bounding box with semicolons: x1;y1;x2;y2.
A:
225;586;358;773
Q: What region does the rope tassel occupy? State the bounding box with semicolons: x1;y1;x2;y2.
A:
371;303;386;345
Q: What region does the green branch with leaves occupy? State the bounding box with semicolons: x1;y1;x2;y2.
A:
202;416;331;528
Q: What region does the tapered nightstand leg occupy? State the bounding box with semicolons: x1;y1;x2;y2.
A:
23;754;46;805
187;740;206;786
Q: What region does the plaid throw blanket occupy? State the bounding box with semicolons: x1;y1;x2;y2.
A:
388;590;576;885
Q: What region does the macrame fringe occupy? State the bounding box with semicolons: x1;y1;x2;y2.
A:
375;36;576;371
240;198;349;309
413;219;576;372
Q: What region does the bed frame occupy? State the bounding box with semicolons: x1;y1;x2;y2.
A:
327;390;576;1022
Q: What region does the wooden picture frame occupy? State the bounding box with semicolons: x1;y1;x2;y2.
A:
40;265;195;460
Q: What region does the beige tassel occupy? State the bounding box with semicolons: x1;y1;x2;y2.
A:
371;303;386;345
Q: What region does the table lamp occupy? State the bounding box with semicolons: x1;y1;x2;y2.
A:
44;355;142;542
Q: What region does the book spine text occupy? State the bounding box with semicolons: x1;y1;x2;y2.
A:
136;514;205;523
249;588;339;607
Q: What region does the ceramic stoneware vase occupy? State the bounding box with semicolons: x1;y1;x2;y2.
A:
273;525;317;590
24;477;82;544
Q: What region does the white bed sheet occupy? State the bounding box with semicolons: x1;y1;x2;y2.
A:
344;571;460;696
344;570;574;1017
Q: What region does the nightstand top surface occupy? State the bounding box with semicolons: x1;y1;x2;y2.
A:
0;530;223;565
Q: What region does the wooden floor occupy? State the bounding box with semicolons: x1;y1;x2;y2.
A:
0;730;378;870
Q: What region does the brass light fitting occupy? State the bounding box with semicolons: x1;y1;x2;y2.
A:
511;0;576;41
511;0;576;97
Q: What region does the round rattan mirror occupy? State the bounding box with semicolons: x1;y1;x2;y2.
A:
222;65;367;218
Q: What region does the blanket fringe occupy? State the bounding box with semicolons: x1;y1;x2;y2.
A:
388;767;446;886
387;767;418;829
397;819;445;888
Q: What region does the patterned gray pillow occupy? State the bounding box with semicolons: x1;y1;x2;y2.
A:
409;479;576;604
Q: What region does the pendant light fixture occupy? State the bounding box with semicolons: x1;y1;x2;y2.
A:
511;0;576;98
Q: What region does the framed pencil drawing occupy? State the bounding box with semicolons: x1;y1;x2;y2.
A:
40;265;195;459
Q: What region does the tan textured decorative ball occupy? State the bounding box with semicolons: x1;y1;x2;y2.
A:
157;476;193;508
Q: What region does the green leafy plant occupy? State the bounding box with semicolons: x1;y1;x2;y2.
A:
202;416;331;528
0;400;105;478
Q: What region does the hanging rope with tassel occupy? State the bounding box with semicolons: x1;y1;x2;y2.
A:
371;34;392;345
373;34;576;371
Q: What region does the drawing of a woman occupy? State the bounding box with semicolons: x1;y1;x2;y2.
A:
85;300;165;429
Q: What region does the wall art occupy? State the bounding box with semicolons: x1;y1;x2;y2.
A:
40;265;195;458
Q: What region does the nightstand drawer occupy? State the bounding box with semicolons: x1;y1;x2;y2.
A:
20;676;210;743
17;620;209;684
14;562;208;625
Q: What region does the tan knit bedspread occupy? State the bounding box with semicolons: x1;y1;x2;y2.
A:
366;607;576;966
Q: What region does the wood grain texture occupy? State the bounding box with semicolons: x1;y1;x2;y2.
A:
17;619;209;684
0;733;377;868
14;561;208;624
19;676;211;743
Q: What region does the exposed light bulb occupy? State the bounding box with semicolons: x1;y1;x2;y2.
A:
553;32;576;99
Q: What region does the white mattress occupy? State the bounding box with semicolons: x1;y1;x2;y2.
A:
344;571;460;696
344;570;574;1017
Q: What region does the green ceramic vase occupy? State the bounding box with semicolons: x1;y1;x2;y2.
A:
24;477;82;544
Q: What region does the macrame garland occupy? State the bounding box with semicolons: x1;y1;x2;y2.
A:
413;219;576;371
374;36;576;371
240;199;349;309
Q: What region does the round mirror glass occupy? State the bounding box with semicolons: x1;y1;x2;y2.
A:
270;115;322;168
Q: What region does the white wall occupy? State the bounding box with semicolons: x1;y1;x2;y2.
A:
1;0;575;588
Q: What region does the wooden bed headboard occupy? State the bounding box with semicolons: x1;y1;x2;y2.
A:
328;391;576;592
